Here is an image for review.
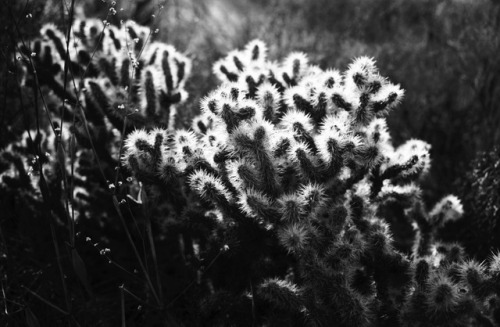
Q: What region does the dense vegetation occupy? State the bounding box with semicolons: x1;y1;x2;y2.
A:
1;0;499;326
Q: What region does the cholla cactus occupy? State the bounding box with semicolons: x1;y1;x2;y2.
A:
0;122;113;224
4;10;500;322
2;18;194;323
9;17;192;221
19;18;191;130
119;40;500;325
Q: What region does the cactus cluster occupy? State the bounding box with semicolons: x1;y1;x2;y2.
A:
19;18;191;131
6;17;500;325
3;17;191;224
119;40;500;326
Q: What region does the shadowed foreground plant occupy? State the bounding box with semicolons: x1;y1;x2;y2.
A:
5;15;192;221
1;15;194;325
440;147;500;261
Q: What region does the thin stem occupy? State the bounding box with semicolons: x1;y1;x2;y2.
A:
10;12;73;320
167;249;224;308
23;287;69;316
113;196;161;305
120;286;126;327
122;287;160;309
142;190;163;303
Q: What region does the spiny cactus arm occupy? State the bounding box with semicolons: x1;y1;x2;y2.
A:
408;200;434;258
383;139;431;180
426;273;462;318
458;260;492;301
231;120;281;198
18;23;83;98
367;138;430;200
315;114;351;177
256;278;303;312
429;195;464;226
376;182;422;207
238;188;282;227
213;40;268;83
256;83;282;122
0;151;34;189
287;140;323;183
406;193;466;266
280;52;309;87
400;259;431;324
226;158;262;191
122;129;165;180
83;78;131;131
17;39;79;104
0;127;76;200
277;223;312;254
489;253;500;290
344;57;405;121
298;183;327;219
188;169;235;210
72;18;105;51
140;43;192;125
283;85;315;115
276;193;306;223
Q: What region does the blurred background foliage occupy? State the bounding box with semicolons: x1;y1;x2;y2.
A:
1;0;500;325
